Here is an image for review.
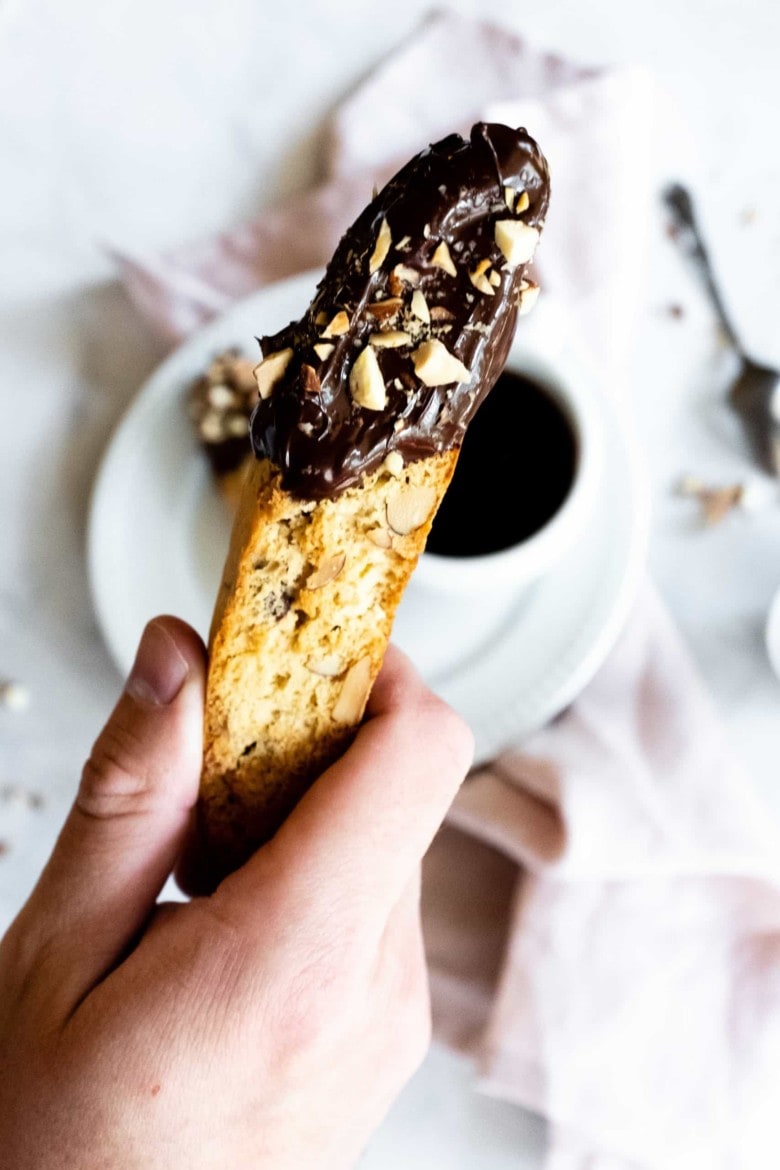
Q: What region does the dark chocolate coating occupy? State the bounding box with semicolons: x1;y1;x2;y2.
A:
250;122;550;499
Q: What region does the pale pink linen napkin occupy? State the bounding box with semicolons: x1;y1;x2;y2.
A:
427;585;780;1170
116;13;780;1168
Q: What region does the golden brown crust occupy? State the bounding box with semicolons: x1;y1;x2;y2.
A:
197;450;458;884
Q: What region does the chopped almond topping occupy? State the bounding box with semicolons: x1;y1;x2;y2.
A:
516;281;540;316
349;345;387;410
368;217;392;274
254;348;294;399
431;241;457;277
366;297;404;320
391;263;421;287
494;220;539;267
383;451;404;477
411;339;470;387
410;288;430;324
301;364;321;394
321;310;350;338
369;331;411;348
469;259;495;296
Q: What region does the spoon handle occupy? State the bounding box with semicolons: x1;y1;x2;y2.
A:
663;184;744;355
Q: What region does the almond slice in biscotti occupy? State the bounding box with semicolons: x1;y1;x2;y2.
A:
197;122;550;887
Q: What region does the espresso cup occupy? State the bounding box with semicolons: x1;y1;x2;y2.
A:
413;319;604;600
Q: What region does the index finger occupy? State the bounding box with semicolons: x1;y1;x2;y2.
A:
219;646;474;930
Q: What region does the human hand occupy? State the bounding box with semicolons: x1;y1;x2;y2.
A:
0;617;473;1170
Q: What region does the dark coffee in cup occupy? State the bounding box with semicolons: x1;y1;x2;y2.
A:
426;370;577;558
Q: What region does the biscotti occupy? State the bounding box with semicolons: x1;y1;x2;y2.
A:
197;122;551;886
187;350;256;509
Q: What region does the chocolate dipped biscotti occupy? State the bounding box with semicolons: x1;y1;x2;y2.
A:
198;122;550;883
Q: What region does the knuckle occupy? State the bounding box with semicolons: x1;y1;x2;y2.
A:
78;721;152;820
406;694;475;775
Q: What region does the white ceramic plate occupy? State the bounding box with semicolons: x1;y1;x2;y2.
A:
88;271;648;764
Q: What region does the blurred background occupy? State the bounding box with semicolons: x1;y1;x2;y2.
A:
1;1;780;1166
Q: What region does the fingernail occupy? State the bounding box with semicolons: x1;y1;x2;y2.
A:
126;621;189;705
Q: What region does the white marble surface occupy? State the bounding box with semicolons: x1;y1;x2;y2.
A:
1;1;780;1165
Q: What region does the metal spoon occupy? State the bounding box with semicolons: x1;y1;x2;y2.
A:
664;183;780;475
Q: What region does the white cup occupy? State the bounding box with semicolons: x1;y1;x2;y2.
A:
414;328;604;600
392;307;606;682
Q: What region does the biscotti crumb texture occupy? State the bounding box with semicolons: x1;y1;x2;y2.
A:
199;449;457;877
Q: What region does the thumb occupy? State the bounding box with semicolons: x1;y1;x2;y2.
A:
15;617;206;1013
